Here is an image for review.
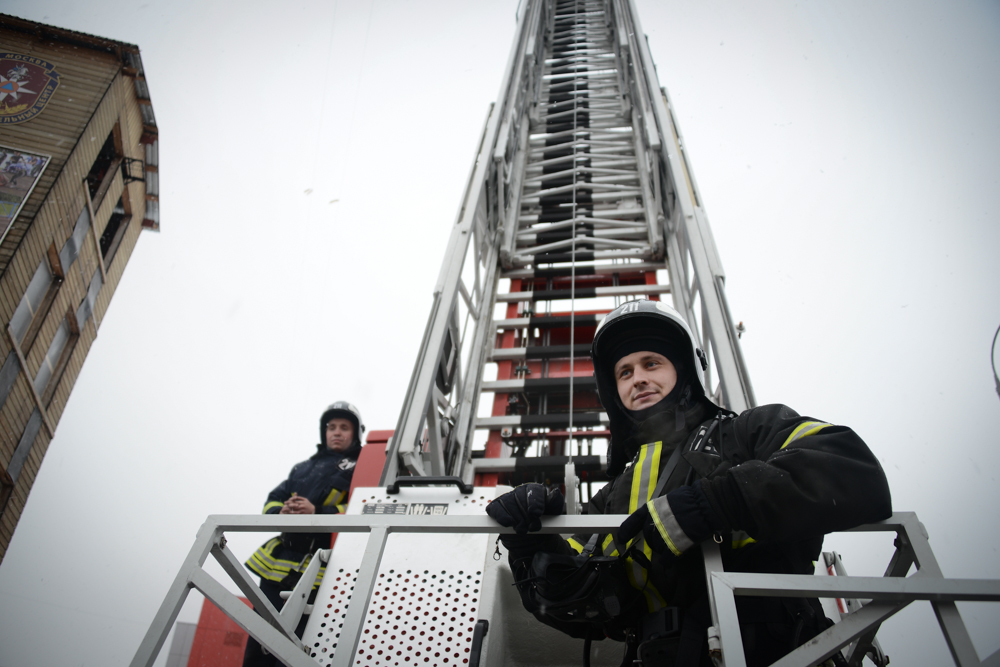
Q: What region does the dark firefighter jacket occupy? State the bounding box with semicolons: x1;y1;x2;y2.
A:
509;403;892;663
245;442;361;585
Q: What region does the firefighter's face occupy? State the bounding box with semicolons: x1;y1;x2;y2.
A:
614;351;677;411
325;418;355;451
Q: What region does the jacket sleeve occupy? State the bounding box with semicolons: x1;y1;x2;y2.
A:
262;465;300;514
317;461;358;514
318;486;349;514
699;404;892;542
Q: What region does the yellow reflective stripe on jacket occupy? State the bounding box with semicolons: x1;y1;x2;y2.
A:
601;533;619;557
628;442;662;513
567;537;585;554
732;532;756;549
246;537;327;587
263;501;284;514
623;442;668;612
647;497;685;557
781;421;831;449
246;538;297;580
323;487;347;508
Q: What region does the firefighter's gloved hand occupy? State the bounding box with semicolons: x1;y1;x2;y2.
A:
486;483;564;534
617;483;717;557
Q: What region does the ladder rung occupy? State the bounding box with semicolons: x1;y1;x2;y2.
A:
497;283;668;303
475;413;608;429
472;455;606;474
481;376;598;392
494;314;604;329
519;207;645;224
502;261;664;279
491;344;591;361
507;249;657;266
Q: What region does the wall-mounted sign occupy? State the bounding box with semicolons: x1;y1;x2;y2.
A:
0;53;61;125
0;145;51;243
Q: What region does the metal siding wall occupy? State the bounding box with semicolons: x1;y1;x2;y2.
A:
0;26;156;559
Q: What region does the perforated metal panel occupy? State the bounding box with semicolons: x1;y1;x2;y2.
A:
302;486;502;666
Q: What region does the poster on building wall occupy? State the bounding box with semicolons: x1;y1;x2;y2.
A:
0;145;50;243
0;54;62;125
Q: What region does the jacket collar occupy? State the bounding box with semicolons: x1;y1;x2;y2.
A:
312;441;363;460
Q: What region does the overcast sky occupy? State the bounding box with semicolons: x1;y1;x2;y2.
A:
0;1;998;665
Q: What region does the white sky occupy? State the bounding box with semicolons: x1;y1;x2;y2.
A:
0;1;998;665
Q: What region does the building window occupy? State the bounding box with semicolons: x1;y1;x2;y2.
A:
99;190;132;269
85;124;123;208
0;351;19;410
59;204;93;272
75;268;103;331
1;408;43;516
8;243;64;351
33;311;79;405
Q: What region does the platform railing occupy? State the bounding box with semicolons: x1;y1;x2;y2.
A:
131;510;1000;667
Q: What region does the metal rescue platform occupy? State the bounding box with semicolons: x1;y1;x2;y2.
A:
132;1;1000;665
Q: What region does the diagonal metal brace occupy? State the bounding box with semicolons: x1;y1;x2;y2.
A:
210;537;295;637
189;569;313;667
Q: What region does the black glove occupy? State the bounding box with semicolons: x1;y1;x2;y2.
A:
617;482;717;557
486;483;564;534
618;503;671;555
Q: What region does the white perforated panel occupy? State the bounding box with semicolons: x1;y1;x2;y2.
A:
302;486;501;666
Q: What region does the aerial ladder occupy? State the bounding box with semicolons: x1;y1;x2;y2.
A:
132;1;1000;666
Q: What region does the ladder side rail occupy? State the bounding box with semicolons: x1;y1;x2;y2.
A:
450;0;544;468
449;243;502;481
381;105;496;483
383;0;542;484
499;119;532;267
613;0;663;259
440;179;493;475
501;3;547;270
494;0;543;219
665;215;700;343
499;0;544;269
620;0;755;413
425;384;449;476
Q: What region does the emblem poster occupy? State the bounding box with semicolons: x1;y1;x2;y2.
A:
0;146;50;240
1;53;62;125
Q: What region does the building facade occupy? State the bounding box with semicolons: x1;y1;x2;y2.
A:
0;14;159;561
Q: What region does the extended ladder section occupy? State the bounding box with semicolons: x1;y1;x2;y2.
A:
379;0;754;497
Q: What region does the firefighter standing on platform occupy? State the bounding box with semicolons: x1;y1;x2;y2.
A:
486;300;892;666
242;401;365;667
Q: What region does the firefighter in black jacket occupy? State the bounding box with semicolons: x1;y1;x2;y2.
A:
486;300;892;666
242;401;365;667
